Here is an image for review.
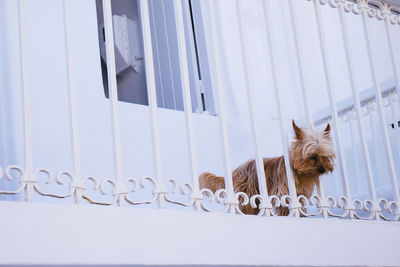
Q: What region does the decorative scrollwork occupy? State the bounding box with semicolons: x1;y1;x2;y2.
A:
215;189;249;214
163;181;216;212
97;177;137;205
136;176;171;207
378;198;400;221
280;195;302;217
316;0;400;23
358;198;381;220
361;100;377;116
0;164;102;203
388;5;400;25
34;169;101;202
327;0;341;8
279;194;366;219
389;91;399;104
339;108;356;123
250;194;281;216
382;96;391;107
338;0;358;13
0;165;26;195
325;196;362;218
284;194;338;217
82;176;136;206
298;194;322;216
382;90;398;107
377;2;391;20
1;164;399;222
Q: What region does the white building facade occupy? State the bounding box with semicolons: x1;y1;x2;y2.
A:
0;0;400;266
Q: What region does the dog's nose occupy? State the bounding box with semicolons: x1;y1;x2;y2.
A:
318;166;325;173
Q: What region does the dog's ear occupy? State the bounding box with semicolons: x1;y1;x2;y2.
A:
324;123;331;136
292;120;305;140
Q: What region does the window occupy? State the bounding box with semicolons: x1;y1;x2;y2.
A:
95;0;215;114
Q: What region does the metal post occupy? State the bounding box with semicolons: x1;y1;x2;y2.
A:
18;0;36;201
102;0;126;206
235;0;272;216
172;0;202;211
287;0;329;218
63;0;85;203
138;0;165;208
204;0;239;214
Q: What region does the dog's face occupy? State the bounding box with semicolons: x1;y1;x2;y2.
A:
290;120;336;176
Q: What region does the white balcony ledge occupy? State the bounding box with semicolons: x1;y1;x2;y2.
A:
0;201;399;267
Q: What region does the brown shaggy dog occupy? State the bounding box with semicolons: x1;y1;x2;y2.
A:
199;120;336;215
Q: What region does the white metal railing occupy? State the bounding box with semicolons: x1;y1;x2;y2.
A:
260;0;302;218
315;0;356;219
0;0;400;222
236;0;275;216
287;0;330;218
205;0;248;214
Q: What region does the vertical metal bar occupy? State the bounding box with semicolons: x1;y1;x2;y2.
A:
63;0;85;203
262;0;300;217
367;107;379;173
18;0;36;201
360;4;400;218
287;0;329;218
149;0;166;108
337;1;376;219
287;0;314;130
312;0;355;219
204;0;236;214
347;116;361;192
160;0;177;110
235;0;271;216
183;0;204;112
172;0;201;211
139;0;165;208
102;0;125;206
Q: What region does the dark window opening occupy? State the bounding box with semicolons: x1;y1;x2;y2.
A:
95;0;214;114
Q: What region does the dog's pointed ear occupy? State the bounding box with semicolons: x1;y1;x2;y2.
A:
324;123;331;135
292;120;305;140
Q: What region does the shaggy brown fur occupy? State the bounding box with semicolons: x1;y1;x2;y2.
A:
199;120;336;216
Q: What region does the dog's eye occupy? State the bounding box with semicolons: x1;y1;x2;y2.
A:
310;155;318;162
